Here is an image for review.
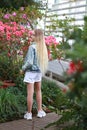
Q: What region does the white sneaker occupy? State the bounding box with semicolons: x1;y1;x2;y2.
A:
37;110;46;118
24;112;32;120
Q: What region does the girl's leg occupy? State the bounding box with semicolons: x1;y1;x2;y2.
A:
27;83;34;113
35;81;46;118
34;81;42;111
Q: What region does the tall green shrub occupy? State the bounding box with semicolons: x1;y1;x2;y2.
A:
56;16;87;130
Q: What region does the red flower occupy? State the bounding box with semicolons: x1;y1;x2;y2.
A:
47;50;52;60
67;60;83;75
67;61;76;75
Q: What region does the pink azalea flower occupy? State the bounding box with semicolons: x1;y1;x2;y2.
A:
45;35;59;46
4;14;11;19
22;14;27;19
12;12;16;16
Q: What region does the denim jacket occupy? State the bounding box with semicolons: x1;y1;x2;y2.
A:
22;42;41;72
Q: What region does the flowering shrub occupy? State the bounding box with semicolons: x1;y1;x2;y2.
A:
45;35;60;60
45;35;58;46
0;6;43;29
0;21;34;82
57;17;87;129
45;16;87;130
0;21;34;60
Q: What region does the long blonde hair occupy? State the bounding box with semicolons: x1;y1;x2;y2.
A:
34;29;48;75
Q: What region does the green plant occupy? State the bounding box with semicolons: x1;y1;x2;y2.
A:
45;15;75;60
0;79;59;122
44;14;87;130
55;16;87;130
0;0;41;9
0;54;21;82
46;15;75;42
41;79;69;112
0;87;26;122
0;5;43;29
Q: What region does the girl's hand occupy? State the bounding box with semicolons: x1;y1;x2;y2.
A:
20;70;24;75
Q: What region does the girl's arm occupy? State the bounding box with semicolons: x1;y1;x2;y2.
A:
22;46;34;71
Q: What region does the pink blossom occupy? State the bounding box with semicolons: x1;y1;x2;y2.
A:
28;37;33;42
6;32;11;40
12;12;16;16
10;22;17;26
3;14;11;19
27;22;30;26
29;30;34;35
45;36;59;46
14;31;23;37
22;14;27;19
0;25;5;33
20;7;24;11
0;21;3;25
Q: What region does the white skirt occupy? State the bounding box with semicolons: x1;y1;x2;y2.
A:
23;71;42;83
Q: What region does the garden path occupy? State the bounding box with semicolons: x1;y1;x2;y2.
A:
0;112;61;130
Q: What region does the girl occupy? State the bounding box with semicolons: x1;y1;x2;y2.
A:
21;29;48;120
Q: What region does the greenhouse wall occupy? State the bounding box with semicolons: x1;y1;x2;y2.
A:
45;0;87;37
